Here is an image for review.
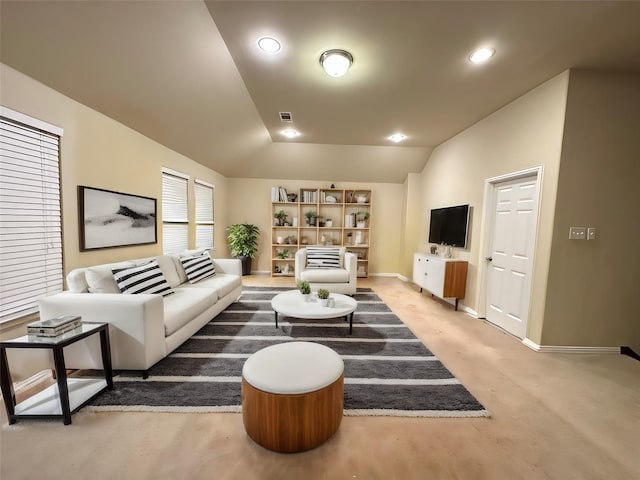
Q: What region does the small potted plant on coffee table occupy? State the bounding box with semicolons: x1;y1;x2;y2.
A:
317;288;330;307
297;280;311;301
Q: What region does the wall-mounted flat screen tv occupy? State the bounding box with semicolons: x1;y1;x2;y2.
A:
428;204;470;248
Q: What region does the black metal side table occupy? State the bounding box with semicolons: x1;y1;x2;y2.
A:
0;322;113;425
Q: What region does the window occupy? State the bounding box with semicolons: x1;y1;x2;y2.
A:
0;107;63;323
161;169;188;254
194;179;214;250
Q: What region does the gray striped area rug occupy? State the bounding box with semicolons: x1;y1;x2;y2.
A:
89;287;489;417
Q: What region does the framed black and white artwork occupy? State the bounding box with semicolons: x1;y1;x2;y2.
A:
78;186;157;251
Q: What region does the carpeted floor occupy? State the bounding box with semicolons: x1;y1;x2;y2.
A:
89;287;489;417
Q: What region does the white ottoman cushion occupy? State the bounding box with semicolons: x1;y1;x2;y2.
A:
242;341;344;395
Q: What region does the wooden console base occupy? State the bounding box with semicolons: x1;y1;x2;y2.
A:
242;374;344;453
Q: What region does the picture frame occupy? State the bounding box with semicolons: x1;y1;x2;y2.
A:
78;186;157;251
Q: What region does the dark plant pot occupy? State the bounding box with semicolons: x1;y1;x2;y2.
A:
238;256;252;276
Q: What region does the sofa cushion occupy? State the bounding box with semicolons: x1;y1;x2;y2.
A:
112;260;173;296
180;273;241;298
154;255;182;288
306;247;342;269
300;268;349;283
163;287;219;337
85;261;135;293
67;268;90;293
181;252;216;284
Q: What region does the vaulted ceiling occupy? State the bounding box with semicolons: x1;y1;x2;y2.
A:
2;1;640;183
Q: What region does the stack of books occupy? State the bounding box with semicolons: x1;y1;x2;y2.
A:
27;315;82;337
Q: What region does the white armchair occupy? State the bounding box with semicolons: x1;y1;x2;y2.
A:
295;247;357;295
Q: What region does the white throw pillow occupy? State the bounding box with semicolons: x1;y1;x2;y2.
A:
85;262;135;293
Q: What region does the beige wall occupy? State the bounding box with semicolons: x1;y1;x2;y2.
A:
411;72;569;343
543;70;640;349
225;178;405;275
1;64;230;277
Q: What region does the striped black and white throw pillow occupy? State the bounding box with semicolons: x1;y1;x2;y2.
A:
306;247;341;269
180;253;216;284
112;260;173;296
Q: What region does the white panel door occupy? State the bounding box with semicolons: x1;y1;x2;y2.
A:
485;174;538;338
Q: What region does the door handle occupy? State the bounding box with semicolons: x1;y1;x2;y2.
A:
485;256;493;262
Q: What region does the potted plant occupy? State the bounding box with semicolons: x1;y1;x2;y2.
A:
356;211;369;228
227;223;260;276
317;288;330;306
275;249;290;259
274;210;288;226
305;210;317;226
297;280;311;301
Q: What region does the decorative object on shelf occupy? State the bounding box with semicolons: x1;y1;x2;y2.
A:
78;186;157;251
317;288;330;306
227;223;260;276
346;232;353;245
274;210;288;226
325;196;337;203
283;264;290;274
430;245;438;255
305;210;317;226
357;195;367;204
355;231;363;245
276;249;290;259
287;193;298;202
356;211;369;228
330;184;336;188
345;213;355;227
325;219;333;227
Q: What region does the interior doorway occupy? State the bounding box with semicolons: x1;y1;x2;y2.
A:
479;167;542;339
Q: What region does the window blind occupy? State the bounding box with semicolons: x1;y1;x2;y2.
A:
162;170;188;254
194;179;214;250
0;116;63;323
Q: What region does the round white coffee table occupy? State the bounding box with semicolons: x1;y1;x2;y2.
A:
271;290;358;334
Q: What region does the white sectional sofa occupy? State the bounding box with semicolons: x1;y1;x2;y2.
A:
38;251;242;373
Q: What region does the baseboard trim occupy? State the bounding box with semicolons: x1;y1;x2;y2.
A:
522;338;620;354
369;273;400;278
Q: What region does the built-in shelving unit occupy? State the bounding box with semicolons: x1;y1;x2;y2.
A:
271;187;372;278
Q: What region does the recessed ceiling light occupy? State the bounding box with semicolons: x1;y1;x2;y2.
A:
282;129;299;139
388;133;406;143
258;37;281;54
469;47;495;64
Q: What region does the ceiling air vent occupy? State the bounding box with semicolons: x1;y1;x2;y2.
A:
279;112;293;123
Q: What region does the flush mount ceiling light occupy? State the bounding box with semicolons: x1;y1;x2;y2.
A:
282;129;299;139
319;49;353;77
257;37;281;54
388;133;407;143
469;47;495;64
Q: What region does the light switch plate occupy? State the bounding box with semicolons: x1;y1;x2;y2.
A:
569;227;587;240
587;227;597;240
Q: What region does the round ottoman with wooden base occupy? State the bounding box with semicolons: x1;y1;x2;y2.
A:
242;341;344;453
